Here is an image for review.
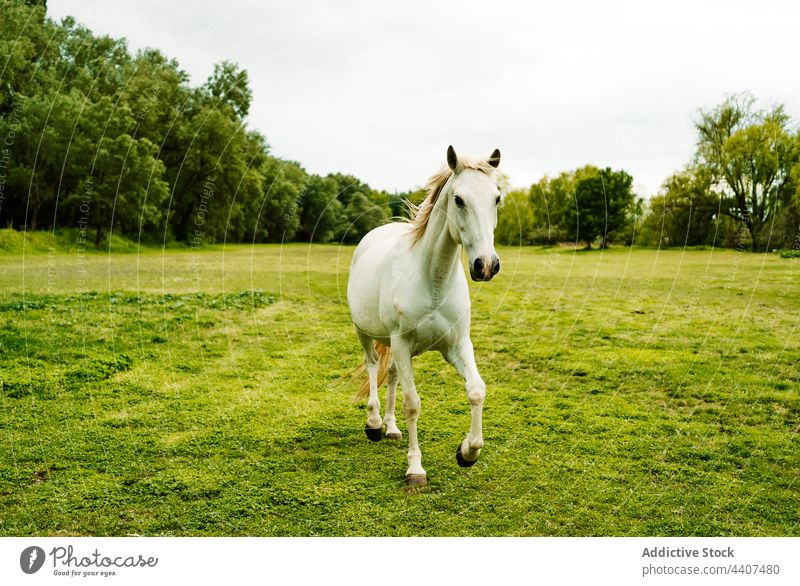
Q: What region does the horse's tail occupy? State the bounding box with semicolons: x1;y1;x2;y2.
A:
353;341;392;401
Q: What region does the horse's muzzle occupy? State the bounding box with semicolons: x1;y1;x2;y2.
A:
470;256;500;281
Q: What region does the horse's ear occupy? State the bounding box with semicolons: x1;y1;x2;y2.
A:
447;145;458;171
488;148;501;168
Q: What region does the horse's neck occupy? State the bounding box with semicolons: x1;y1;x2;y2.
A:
416;187;461;290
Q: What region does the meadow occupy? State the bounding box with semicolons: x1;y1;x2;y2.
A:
0;240;798;536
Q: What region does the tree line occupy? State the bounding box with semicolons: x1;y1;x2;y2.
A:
2;1;798;252
0;0;401;246
496;95;800;252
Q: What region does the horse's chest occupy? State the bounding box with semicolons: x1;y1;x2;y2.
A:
406;310;457;355
385;275;469;354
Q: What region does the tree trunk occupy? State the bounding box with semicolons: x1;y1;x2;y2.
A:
742;214;759;252
29;191;39;231
175;206;194;242
95;225;103;247
585;239;592;250
750;222;760;252
739;209;755;251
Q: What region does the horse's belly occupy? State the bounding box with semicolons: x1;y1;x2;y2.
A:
351;291;390;339
348;224;409;339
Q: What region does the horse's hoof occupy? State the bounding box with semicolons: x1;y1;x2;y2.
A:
385;431;402;440
456;444;477;468
364;425;383;442
405;473;427;486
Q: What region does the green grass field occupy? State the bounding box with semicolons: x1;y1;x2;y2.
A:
1;242;798;536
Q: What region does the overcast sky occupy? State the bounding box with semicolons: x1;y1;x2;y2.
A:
48;0;799;197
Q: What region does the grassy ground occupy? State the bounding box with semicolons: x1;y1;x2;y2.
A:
0;227;157;254
0;243;798;536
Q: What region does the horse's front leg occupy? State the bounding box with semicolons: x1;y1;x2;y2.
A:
383;362;402;440
448;339;485;466
392;339;426;485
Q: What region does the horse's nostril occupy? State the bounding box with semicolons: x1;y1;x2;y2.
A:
473;258;484;275
492;257;500;276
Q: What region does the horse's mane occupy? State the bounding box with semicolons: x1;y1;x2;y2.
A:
407;157;496;244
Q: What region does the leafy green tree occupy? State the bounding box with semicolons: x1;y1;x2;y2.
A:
323;173;389;243
76;135;168;245
567;167;635;248
0;90;88;231
327;173;373;208
528;179;563;239
257;157;307;242
341;191;388;244
645;169;719;247
496;189;536;245
204;61;252;119
0;0;405;247
54;17;131;102
296;175;344;242
0;1;54;114
64;96;169;244
527;166;601;244
389;187;425;220
774;162;800;249
695;94;800;251
164;106;268;242
122;48;190;144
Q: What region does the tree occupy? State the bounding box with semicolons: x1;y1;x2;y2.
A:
296;175;344;243
257;157;307;242
164;106;268;243
496;189;536;245
641;169;719;247
0;0;400;246
77;135;169;245
772;161;800;249
204;61;252;119
695;94;800;251
62;96;169;244
525;165;601;245
389;187;425;221
528;179;562;241
122;48;189;144
341;191;388;244
55;17;131;102
0;1;54;115
567;167;635;249
323;173;389;243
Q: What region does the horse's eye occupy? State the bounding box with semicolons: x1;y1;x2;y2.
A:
454;195;465;208
495;196;501;205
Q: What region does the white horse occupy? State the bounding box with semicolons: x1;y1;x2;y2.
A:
347;145;502;485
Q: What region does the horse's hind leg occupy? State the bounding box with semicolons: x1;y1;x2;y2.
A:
383;362;402;440
357;331;383;441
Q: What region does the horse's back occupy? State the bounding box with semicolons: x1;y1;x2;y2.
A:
351;222;410;265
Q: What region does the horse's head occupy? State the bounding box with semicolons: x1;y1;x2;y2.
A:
445;145;502;281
